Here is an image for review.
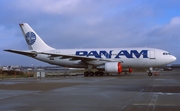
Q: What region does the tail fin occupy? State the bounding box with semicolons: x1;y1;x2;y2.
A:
19;23;54;51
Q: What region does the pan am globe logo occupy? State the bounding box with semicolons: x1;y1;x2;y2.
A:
25;32;36;45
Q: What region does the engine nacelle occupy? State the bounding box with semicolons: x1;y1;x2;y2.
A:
105;62;122;73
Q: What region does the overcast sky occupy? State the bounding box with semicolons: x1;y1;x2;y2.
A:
1;0;180;66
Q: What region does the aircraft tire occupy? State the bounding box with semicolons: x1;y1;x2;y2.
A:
84;71;89;77
89;72;94;76
148;72;152;76
95;71;99;76
100;72;104;76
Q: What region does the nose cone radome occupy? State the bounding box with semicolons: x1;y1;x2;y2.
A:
171;55;177;62
164;55;177;65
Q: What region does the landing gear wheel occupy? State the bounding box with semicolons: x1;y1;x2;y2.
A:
89;71;94;76
95;71;99;76
100;71;104;76
84;71;89;77
148;72;152;76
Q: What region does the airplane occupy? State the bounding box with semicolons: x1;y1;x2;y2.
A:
4;23;177;76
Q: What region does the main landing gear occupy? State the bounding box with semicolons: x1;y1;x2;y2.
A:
84;65;105;77
84;71;104;77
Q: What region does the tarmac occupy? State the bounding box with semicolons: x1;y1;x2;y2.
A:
0;71;180;111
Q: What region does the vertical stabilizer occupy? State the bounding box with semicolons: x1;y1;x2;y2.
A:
19;23;54;51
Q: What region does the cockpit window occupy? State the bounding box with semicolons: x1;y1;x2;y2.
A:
163;52;171;55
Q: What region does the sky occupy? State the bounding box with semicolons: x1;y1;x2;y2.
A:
1;0;180;66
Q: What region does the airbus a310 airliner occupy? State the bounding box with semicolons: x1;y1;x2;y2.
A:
4;23;176;76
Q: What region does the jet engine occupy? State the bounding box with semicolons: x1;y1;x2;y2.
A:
105;62;122;73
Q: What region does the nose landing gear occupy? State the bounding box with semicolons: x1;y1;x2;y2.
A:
148;67;153;76
147;67;160;76
148;72;152;76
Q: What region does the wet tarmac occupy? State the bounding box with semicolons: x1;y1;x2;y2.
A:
0;71;180;111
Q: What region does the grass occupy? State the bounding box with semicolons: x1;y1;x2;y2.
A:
0;69;34;79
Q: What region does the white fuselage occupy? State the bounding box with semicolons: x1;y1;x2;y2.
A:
34;47;176;68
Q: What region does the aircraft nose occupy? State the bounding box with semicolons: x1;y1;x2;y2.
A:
170;55;177;62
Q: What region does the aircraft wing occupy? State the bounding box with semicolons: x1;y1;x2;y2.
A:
40;52;123;63
4;49;37;57
4;49;123;64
